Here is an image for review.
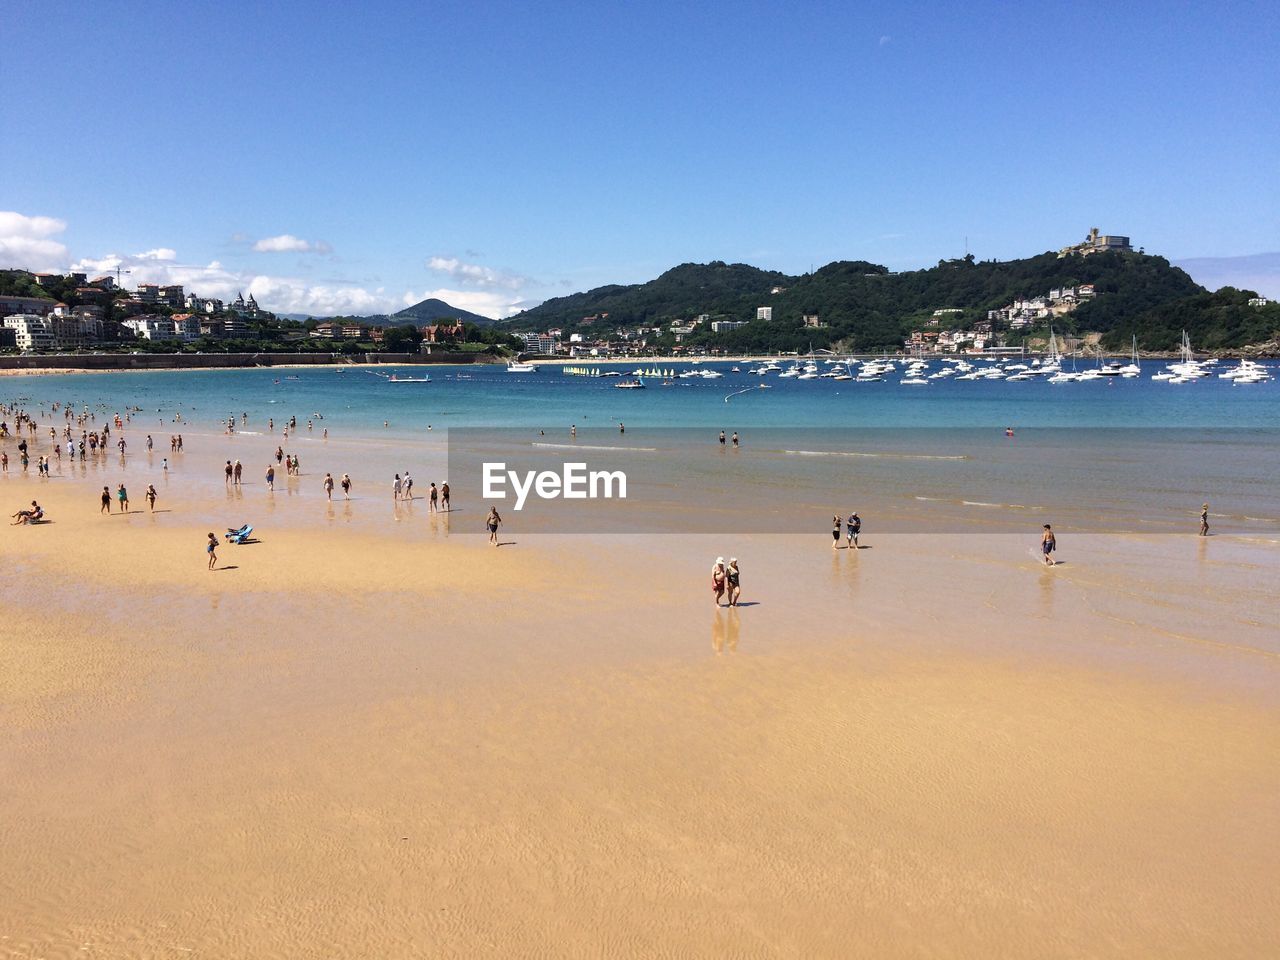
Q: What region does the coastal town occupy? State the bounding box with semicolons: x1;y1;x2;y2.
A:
5;226;1278;363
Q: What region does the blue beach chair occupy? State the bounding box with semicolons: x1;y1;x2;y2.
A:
225;524;254;544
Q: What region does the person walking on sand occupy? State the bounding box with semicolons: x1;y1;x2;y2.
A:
429;482;438;512
832;514;842;549
266;464;275;490
323;472;335;501
207;532;218;570
117;483;129;512
233;460;243;485
711;557;727;607
145;484;157;511
441;481;450;511
393;473;402;500
486;505;502;545
1200;503;1210;537
1041;524;1057;566
341;473;351;499
726;558;741;607
146;434;153;451
403;471;414;500
225;460;233;484
846;512;861;549
101;485;112;514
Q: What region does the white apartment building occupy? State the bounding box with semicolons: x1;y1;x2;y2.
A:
4;314;55;352
756;306;773;321
123;317;176;340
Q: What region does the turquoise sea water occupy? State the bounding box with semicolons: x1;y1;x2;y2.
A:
4;359;1279;432
5;361;1278;537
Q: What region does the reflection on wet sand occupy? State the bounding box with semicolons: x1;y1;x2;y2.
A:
712;608;740;654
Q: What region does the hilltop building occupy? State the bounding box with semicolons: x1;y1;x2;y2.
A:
1059;227;1132;258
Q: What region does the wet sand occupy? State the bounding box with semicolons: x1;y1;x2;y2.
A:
2;432;1278;958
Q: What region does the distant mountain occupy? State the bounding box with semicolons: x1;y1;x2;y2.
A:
504;252;1280;352
393;297;494;325
509;261;789;330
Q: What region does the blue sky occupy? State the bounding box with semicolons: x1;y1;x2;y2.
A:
3;0;1278;315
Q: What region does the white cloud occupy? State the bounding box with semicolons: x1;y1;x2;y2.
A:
879;35;891;45
427;255;529;291
5;213;529;316
72;249;399;316
401;288;537;320
0;211;70;272
253;234;332;254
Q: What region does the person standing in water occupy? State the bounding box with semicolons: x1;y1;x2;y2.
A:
428;482;438;512
341;473;351;499
486;505;502;545
1200;503;1210;536
846;512;861;549
1041;524;1057;566
832;514;842;549
440;481;450;511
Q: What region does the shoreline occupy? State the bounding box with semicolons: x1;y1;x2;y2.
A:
3;350;1274;378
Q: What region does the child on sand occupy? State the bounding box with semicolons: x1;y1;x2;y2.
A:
207;533;218;570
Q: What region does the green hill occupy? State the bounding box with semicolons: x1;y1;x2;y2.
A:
506;252;1280;352
393;297;494;325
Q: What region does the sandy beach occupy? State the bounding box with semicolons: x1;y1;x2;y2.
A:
2;418;1278;959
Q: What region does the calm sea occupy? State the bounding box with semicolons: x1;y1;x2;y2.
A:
6;360;1279;537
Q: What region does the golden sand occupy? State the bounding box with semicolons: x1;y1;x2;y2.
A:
2;453;1278;958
